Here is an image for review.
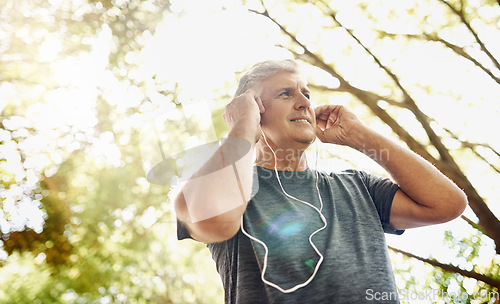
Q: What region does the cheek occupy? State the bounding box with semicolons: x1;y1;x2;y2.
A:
260;107;278;124
259;113;273;129
308;108;316;125
260;103;289;128
260;113;284;136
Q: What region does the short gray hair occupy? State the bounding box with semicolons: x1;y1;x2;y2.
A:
234;59;300;97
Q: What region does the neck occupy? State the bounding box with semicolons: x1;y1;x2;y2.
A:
255;140;309;171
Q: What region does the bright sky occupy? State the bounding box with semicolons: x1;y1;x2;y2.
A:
1;0;499;297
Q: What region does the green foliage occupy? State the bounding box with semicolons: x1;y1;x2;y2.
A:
1;0;499;302
1;108;224;302
1;0;224;302
437;230;499;300
2;193;72;267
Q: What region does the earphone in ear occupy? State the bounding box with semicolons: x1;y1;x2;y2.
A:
240;129;327;293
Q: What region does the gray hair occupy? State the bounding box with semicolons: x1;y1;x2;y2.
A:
234;59;301;97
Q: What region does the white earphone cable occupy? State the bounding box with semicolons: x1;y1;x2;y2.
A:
240;130;327;293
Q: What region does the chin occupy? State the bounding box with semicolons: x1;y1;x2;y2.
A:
295;134;316;146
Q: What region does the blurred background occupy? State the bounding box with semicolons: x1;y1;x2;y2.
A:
0;0;499;303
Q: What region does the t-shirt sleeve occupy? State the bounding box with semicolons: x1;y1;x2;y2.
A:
177;219;193;240
359;170;404;235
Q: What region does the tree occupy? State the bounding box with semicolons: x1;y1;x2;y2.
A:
1;0;223;302
249;0;500;300
2;0;499;302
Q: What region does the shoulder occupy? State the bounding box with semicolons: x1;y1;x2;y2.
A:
322;168;367;183
326;168;363;177
327;169;393;185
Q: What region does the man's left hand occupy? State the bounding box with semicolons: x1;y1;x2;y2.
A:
314;105;365;148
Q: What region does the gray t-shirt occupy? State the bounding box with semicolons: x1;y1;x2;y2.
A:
178;166;403;303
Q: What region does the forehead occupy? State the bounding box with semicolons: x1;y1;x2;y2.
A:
259;72;308;94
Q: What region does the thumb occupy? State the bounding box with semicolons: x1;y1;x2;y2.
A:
315;125;326;143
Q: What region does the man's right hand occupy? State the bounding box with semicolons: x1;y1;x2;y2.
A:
223;90;265;142
175;91;262;244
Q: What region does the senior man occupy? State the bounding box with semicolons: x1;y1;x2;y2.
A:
174;59;467;303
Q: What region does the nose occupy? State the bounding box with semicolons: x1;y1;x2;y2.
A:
294;92;312;110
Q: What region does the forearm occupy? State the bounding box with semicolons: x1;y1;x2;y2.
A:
349;126;466;211
175;119;258;243
315;105;467;228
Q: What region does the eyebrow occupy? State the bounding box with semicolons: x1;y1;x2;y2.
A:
277;87;311;95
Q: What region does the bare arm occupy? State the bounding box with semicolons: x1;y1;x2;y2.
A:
315;105;468;230
174;90;264;243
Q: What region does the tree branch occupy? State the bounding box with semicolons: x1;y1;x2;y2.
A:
462;146;500;174
320;5;414;105
308;83;411;110
309;2;500;251
424;34;500;85
310;80;500;177
438;0;500;70
251;3;500;254
249;8;348;87
277;31;439;167
377;31;500;86
461;215;488;235
316;1;465;168
388;246;500;288
441;126;500;174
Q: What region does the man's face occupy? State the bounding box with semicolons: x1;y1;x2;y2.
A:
258;72;316;149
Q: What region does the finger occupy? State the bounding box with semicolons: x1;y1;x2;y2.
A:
223;110;232;126
315;107;338;129
315;125;326;143
316;117;327;130
255;95;265;114
316;112;331;123
326;108;341;129
223;105;228;122
244;89;265;114
314;105;337;117
244;89;259;101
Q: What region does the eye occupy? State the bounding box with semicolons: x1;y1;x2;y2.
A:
303;92;311;99
279;91;291;98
